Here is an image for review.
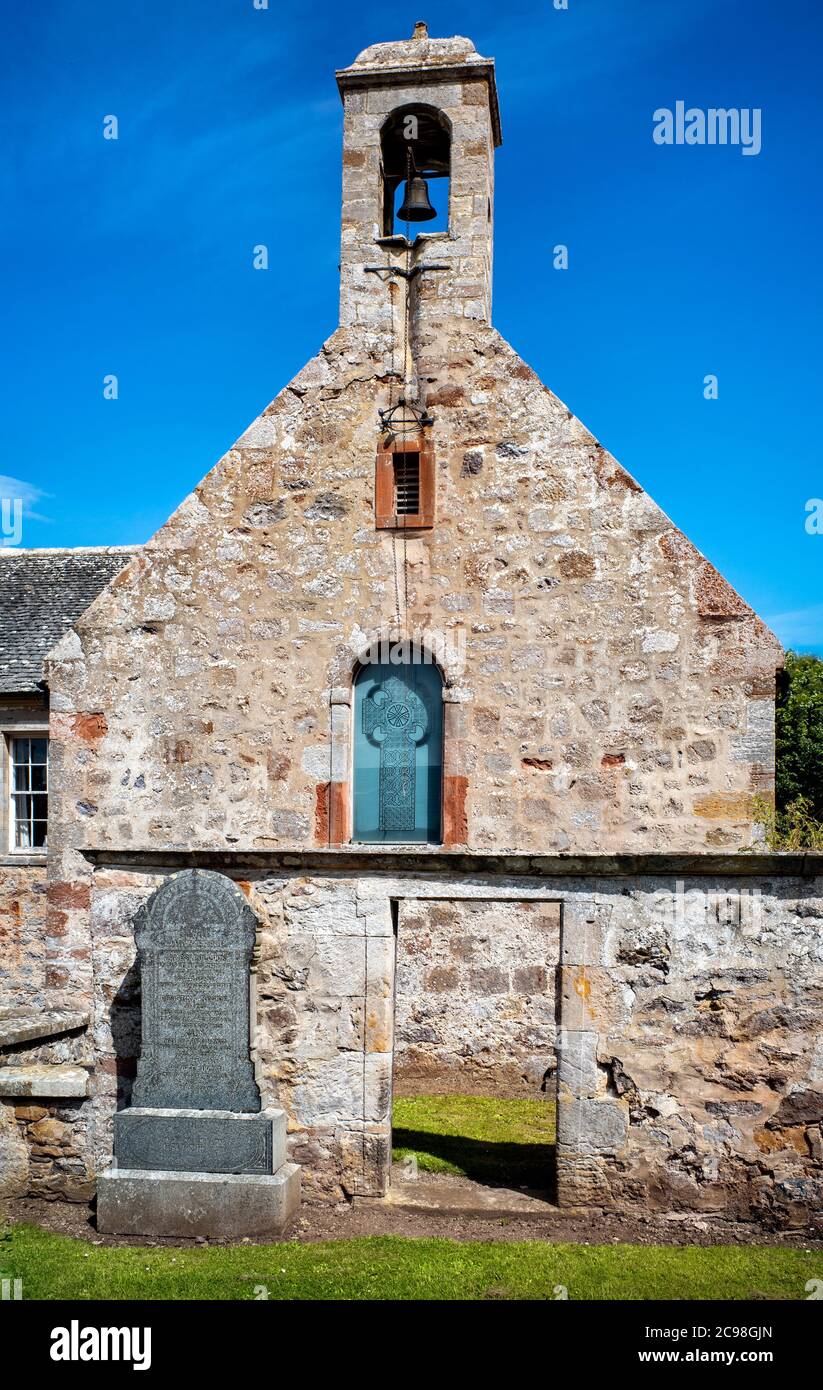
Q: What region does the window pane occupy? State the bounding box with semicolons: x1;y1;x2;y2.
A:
30;739;48;765
14;801;31;848
30;764;47;792
353;658;443;844
12;762;30;791
32;821;47;848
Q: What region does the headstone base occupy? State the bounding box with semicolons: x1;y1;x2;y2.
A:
113;1107;284;1174
97;1164;301;1240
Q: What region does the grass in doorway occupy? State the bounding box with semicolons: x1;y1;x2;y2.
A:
392;1093;556;1188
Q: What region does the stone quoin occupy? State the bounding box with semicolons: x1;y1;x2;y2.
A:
0;24;820;1230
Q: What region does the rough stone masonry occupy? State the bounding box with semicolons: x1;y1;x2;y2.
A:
0;25;820;1229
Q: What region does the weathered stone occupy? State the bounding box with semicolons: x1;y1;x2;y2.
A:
0;1102;28;1196
0;1065;89;1098
560;900;608;966
557;1032;599;1100
767;1090;823;1129
0;1009;89;1048
27;1116;70;1144
557;1098;629;1156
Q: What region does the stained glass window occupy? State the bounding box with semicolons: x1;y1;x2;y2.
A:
353;658;443;844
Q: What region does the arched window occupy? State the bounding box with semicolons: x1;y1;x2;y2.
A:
353;654;443;843
380;104;451;237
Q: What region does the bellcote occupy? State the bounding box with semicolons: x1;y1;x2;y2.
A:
335;24;502;334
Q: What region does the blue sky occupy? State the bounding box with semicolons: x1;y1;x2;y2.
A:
2;0;821;652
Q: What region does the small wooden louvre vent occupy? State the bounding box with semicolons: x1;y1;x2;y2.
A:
393;453;420;515
375;437;435;529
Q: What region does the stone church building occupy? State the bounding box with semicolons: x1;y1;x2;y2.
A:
1;26;821;1228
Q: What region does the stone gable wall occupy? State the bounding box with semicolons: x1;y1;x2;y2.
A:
43;325;780;875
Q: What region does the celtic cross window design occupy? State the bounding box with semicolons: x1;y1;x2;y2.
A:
353;660;443;843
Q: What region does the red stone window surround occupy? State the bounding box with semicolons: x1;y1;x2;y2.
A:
316;679;468;850
375;435;435;529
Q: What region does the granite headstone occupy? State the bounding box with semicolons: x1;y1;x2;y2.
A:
131;869;260;1113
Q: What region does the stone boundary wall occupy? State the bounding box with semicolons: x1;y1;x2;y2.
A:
0;1014;92;1202
3;854;821;1227
0;863;47;1008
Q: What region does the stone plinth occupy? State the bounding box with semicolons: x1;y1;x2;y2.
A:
97;1165;301;1240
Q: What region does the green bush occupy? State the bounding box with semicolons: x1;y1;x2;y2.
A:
776;652;823;815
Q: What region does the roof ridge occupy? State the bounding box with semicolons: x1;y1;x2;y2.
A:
0;545;141;557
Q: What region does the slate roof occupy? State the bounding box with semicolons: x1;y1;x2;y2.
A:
0;548;138;693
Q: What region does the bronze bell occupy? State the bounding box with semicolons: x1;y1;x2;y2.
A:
398;174;436;222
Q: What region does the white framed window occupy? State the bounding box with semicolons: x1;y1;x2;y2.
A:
9;735;48;851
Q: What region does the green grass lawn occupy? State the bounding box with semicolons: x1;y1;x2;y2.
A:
3;1098;816;1301
1;1223;818;1300
392;1093;556;1187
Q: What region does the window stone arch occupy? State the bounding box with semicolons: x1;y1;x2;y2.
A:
321;629;469;847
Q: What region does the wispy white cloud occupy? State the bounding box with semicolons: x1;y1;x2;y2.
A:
0;475;52;524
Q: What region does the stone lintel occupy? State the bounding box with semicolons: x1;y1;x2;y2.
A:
0;1009;89;1049
0;1064;90;1098
81;848;823;878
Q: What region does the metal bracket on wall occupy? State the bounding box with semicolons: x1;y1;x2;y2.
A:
364;263;449;282
378;397;434;439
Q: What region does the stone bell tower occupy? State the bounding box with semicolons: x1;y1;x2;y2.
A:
335;22;502;352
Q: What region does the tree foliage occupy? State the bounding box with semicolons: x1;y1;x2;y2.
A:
775;651;823;816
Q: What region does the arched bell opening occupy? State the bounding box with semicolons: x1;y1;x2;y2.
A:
380;104;451;238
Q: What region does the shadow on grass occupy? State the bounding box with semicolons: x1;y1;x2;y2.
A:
392;1127;556;1191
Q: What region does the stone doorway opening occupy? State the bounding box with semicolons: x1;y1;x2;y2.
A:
388;897;561;1215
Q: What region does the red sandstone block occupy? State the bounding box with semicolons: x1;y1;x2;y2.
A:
48;882;91;910
72;713;108;741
